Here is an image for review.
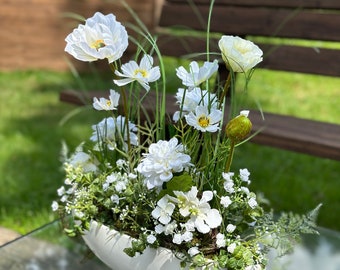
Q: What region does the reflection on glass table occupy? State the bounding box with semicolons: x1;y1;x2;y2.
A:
0;220;110;270
0;219;339;270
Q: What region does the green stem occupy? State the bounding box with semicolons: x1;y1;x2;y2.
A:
225;140;235;172
219;72;232;108
110;63;131;152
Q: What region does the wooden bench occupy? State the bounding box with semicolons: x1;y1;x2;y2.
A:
60;0;340;160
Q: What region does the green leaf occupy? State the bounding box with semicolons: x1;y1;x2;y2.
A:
158;173;193;198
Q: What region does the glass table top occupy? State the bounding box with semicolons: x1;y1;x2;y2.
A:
1;219;339;269
0;220;110;270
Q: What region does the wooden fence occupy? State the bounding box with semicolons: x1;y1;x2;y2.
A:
0;0;159;71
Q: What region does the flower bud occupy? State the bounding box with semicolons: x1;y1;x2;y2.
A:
226;110;252;142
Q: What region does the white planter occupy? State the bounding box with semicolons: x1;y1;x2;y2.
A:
82;221;184;270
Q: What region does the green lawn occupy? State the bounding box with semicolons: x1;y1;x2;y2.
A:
0;62;339;234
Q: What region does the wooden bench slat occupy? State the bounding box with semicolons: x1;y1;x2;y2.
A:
156;35;340;77
60;90;340;160
159;4;340;41
167;0;340;9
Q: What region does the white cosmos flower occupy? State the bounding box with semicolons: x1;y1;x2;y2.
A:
176;60;219;88
90;116;138;148
65;12;128;63
218;35;263;72
152;196;175;225
114;54;160;91
93;89;120;111
137;137;191;189
173;87;219;122
185;105;222;133
174;186;222;234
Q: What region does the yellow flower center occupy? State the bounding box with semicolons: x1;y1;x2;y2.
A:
198;116;210;128
134;69;148;78
106;100;111;107
92;39;106;50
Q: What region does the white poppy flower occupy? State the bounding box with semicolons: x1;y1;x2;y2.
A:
218;35;263;72
185;105;222;133
114;54;160;91
65;12;128;63
176;60;219;88
92;89;120;111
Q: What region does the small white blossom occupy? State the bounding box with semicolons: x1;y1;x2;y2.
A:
248;197;258;209
226;224;236;233
137;137;191;189
116;159;127;168
220;195;232;208
228;242;237;253
223;172;235;193
110;194;120;204
93;89;120;111
65;12;128;63
181;231;193;242
216;233;226;248
172;233;183;245
155;221;178;235
240;187;250;194
57;186;66;196
114;54;160;91
51;201;59;211
176;60;219;88
152;196;175;225
240;168;251;184
146;234;157;244
188;247;200;257
185;105;222;133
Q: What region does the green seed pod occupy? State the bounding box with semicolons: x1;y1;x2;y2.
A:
226;110;252;142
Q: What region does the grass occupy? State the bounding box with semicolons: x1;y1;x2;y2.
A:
0;60;339;234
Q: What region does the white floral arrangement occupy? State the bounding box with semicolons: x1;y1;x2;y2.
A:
52;10;321;270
